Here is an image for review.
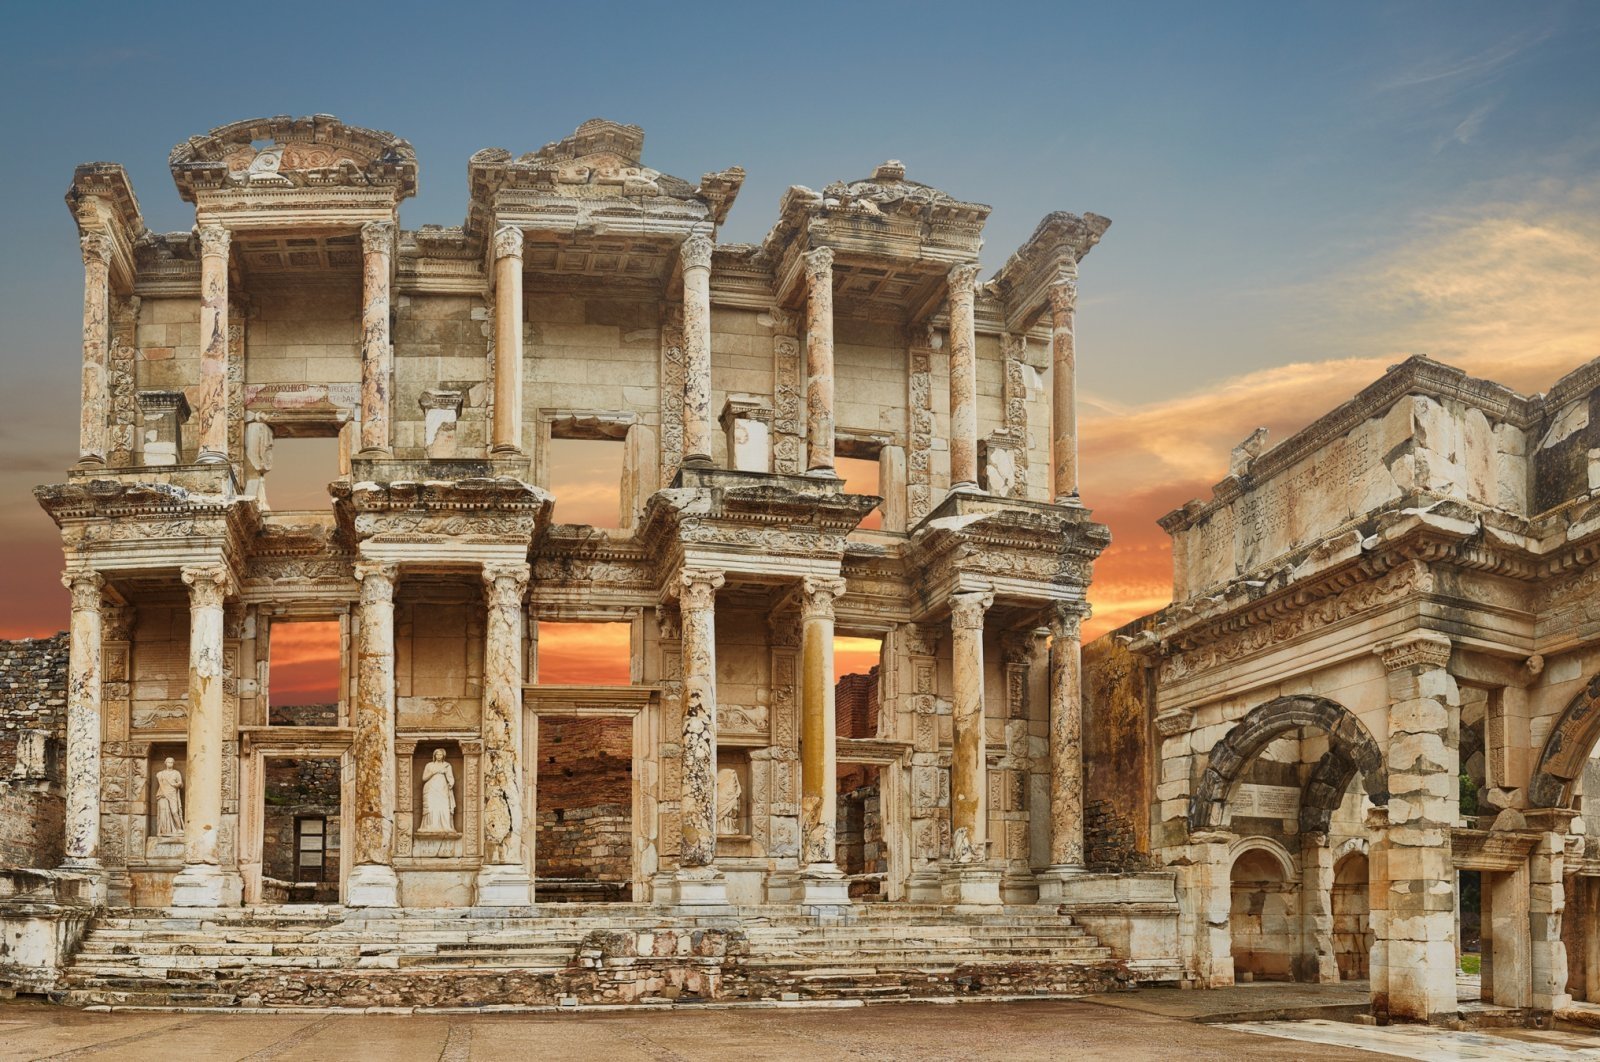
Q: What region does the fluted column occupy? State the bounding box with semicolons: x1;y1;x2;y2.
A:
478;561;532;905
681;234;715;465
944;590;1001;905
803;248;836;475
1037;603;1087;901
172;564;230;906
348;562;399;906
491;226;525;455
674;567;728;905
62;571;105;870
78;234;112;466
358;221;395;457
797;575;850;903
1049;278;1079;501
947;263;981;493
195;226;231;464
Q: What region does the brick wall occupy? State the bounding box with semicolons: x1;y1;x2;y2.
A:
535;717;632;896
834;667;879;740
0;633;69;774
0;634;68;868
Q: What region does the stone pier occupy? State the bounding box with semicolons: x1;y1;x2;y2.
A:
944;590;1000;905
673;568;727;906
172;565;231;907
797;575;848;905
477;563;532;906
348;562;398;907
1037;602;1086;901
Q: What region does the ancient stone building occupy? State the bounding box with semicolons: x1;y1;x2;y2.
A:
1093;356;1600;1022
12;114;1138;1002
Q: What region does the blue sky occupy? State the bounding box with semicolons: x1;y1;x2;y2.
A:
2;1;1597;633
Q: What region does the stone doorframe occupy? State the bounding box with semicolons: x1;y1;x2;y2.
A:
837;737;912;901
523;684;659;902
237;726;354;906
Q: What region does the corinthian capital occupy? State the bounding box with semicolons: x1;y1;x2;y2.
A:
680;233;713;272
482;562;530;604
354;561;398;604
492;225;524;260
197;226;232;258
361;220;397;256
80;232;112;268
1049;601;1089;641
1048;278;1078;319
62;570;105;612
949;590;994;631
947;262;981;294
676;567;725;612
802;246;834;281
181;564;231;609
1374;631;1452;673
800;575;847;619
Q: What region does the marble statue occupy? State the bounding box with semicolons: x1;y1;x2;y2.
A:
419;748;456;835
154;757;184;838
716;765;742;835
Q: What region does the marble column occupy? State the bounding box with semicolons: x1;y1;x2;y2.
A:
172;564;230;906
945;589;1001;905
348;562;399;906
61;571;105;873
1048;278;1079;502
357;221;395;457
681;233;715;466
803;247;836;475
947;263;981;493
478;561;532;905
798;575;849;904
194;226;231;465
491;226;525;455
78;234;112;466
1036;603;1086;901
675;567;728;905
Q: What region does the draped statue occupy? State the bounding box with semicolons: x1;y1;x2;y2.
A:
419;748;457;835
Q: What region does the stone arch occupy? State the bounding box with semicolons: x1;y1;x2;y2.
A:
1188;695;1387;832
1229;835;1296;881
1529;672;1600;808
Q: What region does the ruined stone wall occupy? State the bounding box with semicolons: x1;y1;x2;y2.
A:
1082;623;1155;869
835;668;879;740
0;635;70;869
1530;375;1600;513
835;320;909;445
0;634;68;771
535;717;632;888
392;293;489;457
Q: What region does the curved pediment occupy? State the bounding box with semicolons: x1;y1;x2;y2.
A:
169;115;417;202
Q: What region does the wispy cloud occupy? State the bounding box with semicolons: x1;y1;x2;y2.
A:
1377;24;1556;93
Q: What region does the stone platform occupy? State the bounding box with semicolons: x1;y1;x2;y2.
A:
53;903;1182;1010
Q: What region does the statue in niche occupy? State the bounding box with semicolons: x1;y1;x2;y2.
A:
154;757;184;838
716;766;742;835
418;748;457;835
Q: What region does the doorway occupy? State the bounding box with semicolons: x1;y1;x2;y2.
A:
534;715;633;902
262;754;342;903
1332;852;1372;980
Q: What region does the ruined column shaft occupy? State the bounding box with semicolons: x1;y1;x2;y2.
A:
62;571;105;866
481;563;529;868
78;234;112;465
351;563;397;875
1047;606;1085;868
1049;279;1079;501
947;264;981;491
800;577;846;868
803;248;836;474
491;227;524;454
677;568;725;867
681;234;714;465
358;221;395;456
195;227;230;463
949;591;993;853
174;564;229;906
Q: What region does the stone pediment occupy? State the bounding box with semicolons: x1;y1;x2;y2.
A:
331;474;553;549
169;115;418;204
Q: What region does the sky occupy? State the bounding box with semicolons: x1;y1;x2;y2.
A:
2;2;1598;680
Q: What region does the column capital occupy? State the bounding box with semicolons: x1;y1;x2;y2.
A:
197;225;231;258
947;262;981;292
1047;277;1078;318
80;232;113;267
676;567;725;611
803;246;834;279
482;562;531;603
681;233;714;272
361;220;396;255
181;564;232;608
1049;601;1090;640
949;590;994;630
62;570;105;611
354;560;398;602
800;575;847;619
1374;631;1452;673
492;225;524;260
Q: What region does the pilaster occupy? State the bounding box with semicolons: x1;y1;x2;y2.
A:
477;561;532;905
77;234;112;466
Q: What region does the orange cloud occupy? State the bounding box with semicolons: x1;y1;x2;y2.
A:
537;621;632;685
268;620;341;705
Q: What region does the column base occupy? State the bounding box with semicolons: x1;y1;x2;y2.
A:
474;863;533;907
346;864;400;908
171;863;227;908
670;867;730;907
770;864;851;906
57;860;108;906
906;865;944;903
1034;864;1087;903
941;863;1003;907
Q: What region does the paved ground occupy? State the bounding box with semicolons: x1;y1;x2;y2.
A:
0;998;1392;1061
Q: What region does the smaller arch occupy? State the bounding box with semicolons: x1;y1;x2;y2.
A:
1189;695;1388;832
1229;835;1297;881
1529;672;1600;808
1331;835;1370;867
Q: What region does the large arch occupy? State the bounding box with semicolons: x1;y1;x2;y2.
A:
1528;672;1600;808
1188;694;1388;832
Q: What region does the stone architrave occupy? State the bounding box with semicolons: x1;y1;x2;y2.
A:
1036;602;1087;900
674;567;729;905
680;233;715;465
798;575;849;904
194;226;230;464
78;234;112;466
61;571;105;872
803;248;835;475
172;564;231;906
945;589;1001;905
348;561;399;907
947;263;982;493
1372;631;1458;1021
477;562;532;905
357;221;395;456
491;226;524;454
1048;278;1079;502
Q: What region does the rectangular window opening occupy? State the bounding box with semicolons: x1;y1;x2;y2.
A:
264;435;341;511
836;455;882;531
537;621;631;685
834;634;883;740
269;619;341;725
548;437;625;530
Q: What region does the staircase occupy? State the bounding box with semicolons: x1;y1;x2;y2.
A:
56;904;1180;1010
